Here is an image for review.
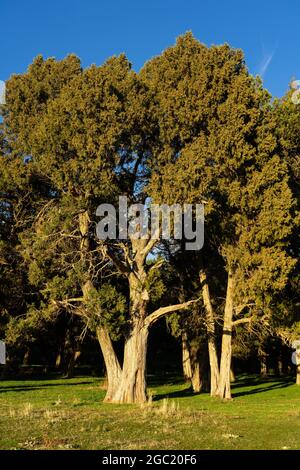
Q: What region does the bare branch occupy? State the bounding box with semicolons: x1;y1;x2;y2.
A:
100;244;130;276
148;259;164;274
141;237;158;258
145;298;200;327
232;317;252;327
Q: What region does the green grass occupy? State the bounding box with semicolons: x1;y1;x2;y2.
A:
0;374;299;450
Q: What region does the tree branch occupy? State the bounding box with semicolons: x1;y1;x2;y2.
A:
148;258;164;274
106;247;130;275
145;298;200;327
98;243;130;276
232;317;252;327
140;236;159;259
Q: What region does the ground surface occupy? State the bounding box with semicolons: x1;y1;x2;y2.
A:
0;374;299;450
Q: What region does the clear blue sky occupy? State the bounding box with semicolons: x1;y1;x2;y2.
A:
1;0;299;97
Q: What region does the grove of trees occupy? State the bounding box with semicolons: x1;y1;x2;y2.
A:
0;33;299;403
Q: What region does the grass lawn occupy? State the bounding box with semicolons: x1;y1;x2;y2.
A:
0;374;299;450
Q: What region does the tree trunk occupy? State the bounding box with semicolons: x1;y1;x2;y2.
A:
66;350;81;378
110;319;149;404
100;236;198;404
230;366;236;382
189;343;205;393
296;350;300;385
278;356;283;376
296;365;300;386
96;326;122;402
191;362;201;392
182;334;208;393
55;351;62;369
260;356;268;376
22;348;30;366
218;272;234;400
199;269;219;396
182;332;192;382
110;250;150;404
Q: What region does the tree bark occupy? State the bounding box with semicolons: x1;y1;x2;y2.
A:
110;318;149;403
296;350;300;385
199;269;220;396
22;348;30;366
182;333;209;393
230;366;236;382
278;357;283;376
66;350;81;378
218;272;234;400
296;365;300;386
260;355;268;376
55;351;62;369
109;276;197;403
110;242;150;404
182;332;192;382
96;326;122;402
189;343;203;393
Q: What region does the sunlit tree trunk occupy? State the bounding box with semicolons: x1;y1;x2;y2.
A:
296;366;300;386
111;318;149;403
218;272;234;400
101;238;198;404
96;326;122;402
110;250;150;404
199;269;219;396
296;351;300;385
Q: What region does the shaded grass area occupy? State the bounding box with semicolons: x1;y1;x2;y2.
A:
0;374;299;450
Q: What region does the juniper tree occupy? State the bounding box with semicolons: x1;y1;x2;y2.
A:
274;91;300;383
141;33;296;399
3;53;196;403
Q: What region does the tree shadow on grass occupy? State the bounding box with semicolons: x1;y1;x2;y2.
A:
153;375;295;401
153;386;202;402
231;376;295;398
0;380;93;394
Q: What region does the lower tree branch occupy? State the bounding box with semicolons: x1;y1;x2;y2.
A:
232;317;252;327
145;298;200;327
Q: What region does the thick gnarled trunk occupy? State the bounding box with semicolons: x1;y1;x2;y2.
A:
218;272;234;400
96;326;122;402
110;319;149;403
96;238;198;404
110;247;150;404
